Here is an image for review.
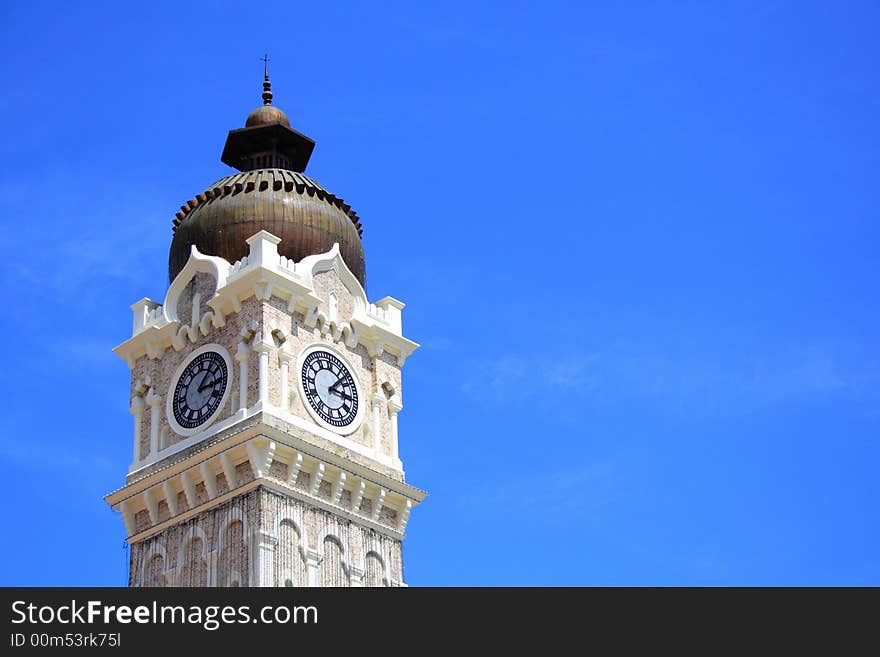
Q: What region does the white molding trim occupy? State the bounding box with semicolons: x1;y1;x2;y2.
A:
112;416;426;505
107;433;425;544
131;391;402;477
114;233;418;369
164;246;230;325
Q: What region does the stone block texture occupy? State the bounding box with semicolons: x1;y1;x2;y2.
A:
130;488;403;587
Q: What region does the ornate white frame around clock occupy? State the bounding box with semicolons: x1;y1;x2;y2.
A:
295;342;367;437
165;343;234;437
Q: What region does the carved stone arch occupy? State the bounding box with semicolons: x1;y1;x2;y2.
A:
274;517;308;587
360;534;391;584
272;512;307;557
164;246;231;324
217;505;251;553
142;544;168;588
177;525;209;564
177;525;209;587
319;534;349;587
316;524;350;565
363;550;387;587
298;243;368;316
216;506;250;587
142;544;167;572
217;518;248;554
360;533;378;563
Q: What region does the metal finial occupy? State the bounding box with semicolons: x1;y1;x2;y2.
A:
260;54;272;105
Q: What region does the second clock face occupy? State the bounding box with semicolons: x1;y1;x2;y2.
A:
172;350;229;430
301;350;359;428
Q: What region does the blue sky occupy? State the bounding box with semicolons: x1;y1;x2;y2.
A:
0;1;877;585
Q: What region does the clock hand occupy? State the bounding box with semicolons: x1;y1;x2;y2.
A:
329;389;353;402
198;373;216;392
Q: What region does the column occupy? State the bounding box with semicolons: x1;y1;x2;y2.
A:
253;531;277;587
252;338;272;410
306;549;321;587
145;390;162;458
130;395;145;465
278;344;293;413
349;567;365;587
387;400;403;462
206;552;218;587
371;393;384;457
235;341;250;414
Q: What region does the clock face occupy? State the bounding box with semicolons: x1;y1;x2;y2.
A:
301;350;359;428
172;350;229;430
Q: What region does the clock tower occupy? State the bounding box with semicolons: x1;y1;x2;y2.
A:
105;70;426;587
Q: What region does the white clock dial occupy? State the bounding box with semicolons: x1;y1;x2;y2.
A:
166;344;233;436
301;349;359;428
172;351;228;429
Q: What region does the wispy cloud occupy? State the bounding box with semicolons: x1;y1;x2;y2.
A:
419;336;457;352
461;341;880;416
0;439;116;475
0;169;168;308
463;460;627;519
459;459;738;583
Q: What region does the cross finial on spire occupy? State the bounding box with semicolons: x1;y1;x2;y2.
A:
260;54;273;105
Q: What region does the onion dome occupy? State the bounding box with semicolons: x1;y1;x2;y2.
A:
169;60;366;288
245;104;290;128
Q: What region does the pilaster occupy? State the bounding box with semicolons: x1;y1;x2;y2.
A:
235;341;250;414
387;399;403;464
278;343;294;413
253;530;278;587
145;390;162;459
349;566;365;587
130;395;145;466
371;393;385;458
252;335;273;410
306;549;320;587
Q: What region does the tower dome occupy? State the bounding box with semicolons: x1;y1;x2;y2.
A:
168;66;366;288
245;104;290;128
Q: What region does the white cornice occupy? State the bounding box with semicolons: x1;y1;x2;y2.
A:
113;232;419;368
164;246;231;324
111;412;426;504
128;399;403;477
105;427;426;543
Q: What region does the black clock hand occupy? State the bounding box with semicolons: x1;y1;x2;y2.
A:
330;389;353;402
198;372;216;392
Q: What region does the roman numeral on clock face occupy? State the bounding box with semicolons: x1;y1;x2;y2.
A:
301;349;359;428
172;350;229;430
